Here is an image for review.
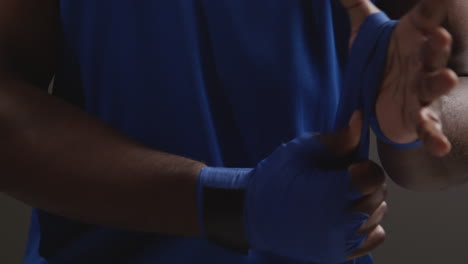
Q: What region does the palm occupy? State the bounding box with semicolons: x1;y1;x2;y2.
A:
344;0;458;157
378;17;433;143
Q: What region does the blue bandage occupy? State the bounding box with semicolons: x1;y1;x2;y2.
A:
337;12;422;154
370;114;423;150
198;134;368;263
198;11;413;264
244;135;366;263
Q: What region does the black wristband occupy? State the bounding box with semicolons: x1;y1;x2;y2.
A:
202;187;250;254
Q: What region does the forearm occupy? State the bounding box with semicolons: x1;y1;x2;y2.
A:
0;75;205;235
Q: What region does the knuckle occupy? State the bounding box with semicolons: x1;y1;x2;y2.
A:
364;226;387;250
375;194;388;214
373;201;389;221
375;226;387;243
354;226;387;258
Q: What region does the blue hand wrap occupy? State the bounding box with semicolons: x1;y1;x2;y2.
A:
198;11;412;264
244;135;367;263
337;12;422;154
198;134;367;263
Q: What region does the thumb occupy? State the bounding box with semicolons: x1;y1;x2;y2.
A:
341;0;381;47
317;110;363;156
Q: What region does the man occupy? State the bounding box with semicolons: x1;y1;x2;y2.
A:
0;0;464;263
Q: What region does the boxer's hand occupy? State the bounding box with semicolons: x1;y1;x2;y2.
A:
319;112;387;260
342;0;458;157
347;160;387;259
245;111;386;262
199;111;387;262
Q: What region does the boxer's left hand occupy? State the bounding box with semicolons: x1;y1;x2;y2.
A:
341;0;459;157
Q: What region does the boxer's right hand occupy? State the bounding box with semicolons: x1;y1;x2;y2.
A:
346;160;387;260
243;111;387;263
319;112;388;261
198;111;387;263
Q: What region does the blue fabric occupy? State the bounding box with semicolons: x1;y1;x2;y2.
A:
197;167;253;236
199;135;367;263
23;0;390;264
336;12;422;151
370;114;423;149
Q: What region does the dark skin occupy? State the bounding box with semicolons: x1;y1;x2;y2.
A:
0;0;205;236
0;0;385;253
0;0;57;89
0;0;464;257
375;0;468;190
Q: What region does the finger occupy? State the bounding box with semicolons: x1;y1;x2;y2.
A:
417;108;452;156
423;27;452;72
348;225;386;260
349;160;385;196
346;110;364;150
420;68;458;105
358;202;388;234
351;183;387;215
317;110;363;156
409;0;450;33
341;0;380;33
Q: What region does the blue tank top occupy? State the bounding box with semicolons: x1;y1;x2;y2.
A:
23;0;375;263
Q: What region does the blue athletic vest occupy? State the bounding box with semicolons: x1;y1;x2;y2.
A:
23;0;377;263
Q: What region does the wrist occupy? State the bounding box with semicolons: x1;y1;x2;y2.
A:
197;167;252;254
